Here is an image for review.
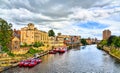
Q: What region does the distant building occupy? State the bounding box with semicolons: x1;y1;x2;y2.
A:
56;33;70;47
20;23;49;45
48;33;81;47
103;30;111;40
86;37;92;45
64;35;81;46
49;33;70;48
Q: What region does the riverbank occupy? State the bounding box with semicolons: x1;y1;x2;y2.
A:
97;45;120;61
0;45;69;72
0;50;50;72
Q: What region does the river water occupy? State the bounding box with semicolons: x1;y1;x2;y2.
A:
2;45;120;73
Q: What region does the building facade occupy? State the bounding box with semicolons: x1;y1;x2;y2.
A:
86;38;92;45
48;33;71;48
20;23;49;45
11;36;20;50
103;30;111;40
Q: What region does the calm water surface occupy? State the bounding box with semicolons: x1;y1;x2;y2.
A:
2;45;120;73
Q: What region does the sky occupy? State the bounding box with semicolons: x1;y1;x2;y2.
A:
0;0;120;40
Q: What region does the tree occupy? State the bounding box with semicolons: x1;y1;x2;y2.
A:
81;39;88;45
107;36;116;46
0;18;13;52
115;37;120;47
99;40;107;46
48;29;55;37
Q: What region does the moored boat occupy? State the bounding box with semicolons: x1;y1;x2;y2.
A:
19;61;25;67
19;58;42;67
28;61;37;67
49;50;56;54
23;62;30;67
58;48;66;53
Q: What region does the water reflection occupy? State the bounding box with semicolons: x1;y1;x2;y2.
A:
2;45;120;73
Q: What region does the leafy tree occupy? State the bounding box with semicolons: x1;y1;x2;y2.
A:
115;37;120;47
0;18;13;52
107;36;120;47
107;36;116;46
99;40;107;46
81;39;88;45
48;29;55;37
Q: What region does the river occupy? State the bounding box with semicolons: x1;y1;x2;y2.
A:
2;45;120;73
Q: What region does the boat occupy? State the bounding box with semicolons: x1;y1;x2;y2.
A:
53;48;59;52
18;61;25;67
31;58;42;64
35;59;42;63
58;48;66;53
28;61;37;67
23;62;30;67
49;50;56;54
19;58;42;67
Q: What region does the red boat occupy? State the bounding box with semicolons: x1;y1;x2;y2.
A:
23;62;30;67
35;59;42;63
31;58;42;64
49;50;56;54
58;48;66;53
19;61;25;67
19;58;42;67
53;48;59;52
29;61;37;67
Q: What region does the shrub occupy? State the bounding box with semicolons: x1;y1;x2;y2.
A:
7;51;14;57
33;42;44;48
27;48;43;54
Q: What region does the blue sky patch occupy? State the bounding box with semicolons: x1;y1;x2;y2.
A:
75;21;108;29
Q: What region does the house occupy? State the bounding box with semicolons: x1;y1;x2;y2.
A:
11;36;20;50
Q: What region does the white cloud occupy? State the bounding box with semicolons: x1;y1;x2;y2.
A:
98;19;120;36
0;0;120;40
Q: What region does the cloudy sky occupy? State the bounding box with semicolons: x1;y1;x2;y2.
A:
0;0;120;39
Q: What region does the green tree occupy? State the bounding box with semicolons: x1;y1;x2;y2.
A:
0;18;13;52
107;36;120;47
81;39;88;45
115;37;120;47
107;36;116;46
99;40;107;46
48;29;55;37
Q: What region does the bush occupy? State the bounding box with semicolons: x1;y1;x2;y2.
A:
7;51;15;57
2;46;9;52
33;42;44;48
81;39;88;45
20;42;29;47
27;48;43;54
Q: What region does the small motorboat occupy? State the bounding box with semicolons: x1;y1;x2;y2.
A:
28;61;37;67
19;61;25;67
35;59;42;63
53;48;59;52
58;48;66;53
49;50;56;54
23;62;30;67
31;58;42;64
